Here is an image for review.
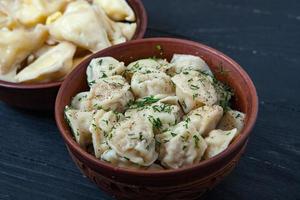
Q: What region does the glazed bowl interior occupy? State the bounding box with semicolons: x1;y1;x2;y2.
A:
55;38;258;184
0;0;147;110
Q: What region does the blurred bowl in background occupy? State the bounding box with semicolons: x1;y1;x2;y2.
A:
0;0;147;111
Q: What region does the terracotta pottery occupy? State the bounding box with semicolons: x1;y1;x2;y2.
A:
55;38;258;199
0;0;147;111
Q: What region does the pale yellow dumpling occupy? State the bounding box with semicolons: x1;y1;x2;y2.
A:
49;0;111;52
0;25;48;75
94;0;135;22
14;0;68;26
16;42;76;83
64;107;94;148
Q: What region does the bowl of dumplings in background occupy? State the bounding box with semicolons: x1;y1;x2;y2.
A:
0;0;147;110
55;38;258;199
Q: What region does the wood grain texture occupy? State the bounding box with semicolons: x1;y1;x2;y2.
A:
0;0;299;199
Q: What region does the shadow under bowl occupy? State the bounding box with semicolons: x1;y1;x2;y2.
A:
55;38;258;199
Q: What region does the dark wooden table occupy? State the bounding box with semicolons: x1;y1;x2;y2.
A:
1;0;299;199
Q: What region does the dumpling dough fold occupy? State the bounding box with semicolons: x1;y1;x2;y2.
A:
204;128;238;159
94;0;135;22
16;42;76;83
108;116;158;166
49;0;111;52
0;25;48;74
156;120;207;169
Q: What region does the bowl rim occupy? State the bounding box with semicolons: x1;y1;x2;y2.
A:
0;0;147;90
55;37;259;177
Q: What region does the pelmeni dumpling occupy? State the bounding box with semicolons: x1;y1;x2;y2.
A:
0;8;17;29
186;105;223;136
204;128;238;159
168;54;212;76
89;110;124;158
131;71;175;98
125;99;182;134
171;71;218;113
71;92;90;111
15;42;76;83
108;116;158;166
0;25;48;74
91;130;110;159
86;75;134;112
156;121;207;169
64;107;94;148
0;67;16;82
101;149;142;169
92;1;128;44
116;22;137;40
125;58;168;80
13;0;68;27
49;0;111;53
86;57;126;86
92;110;124;135
95;0;135;22
217;110;245;133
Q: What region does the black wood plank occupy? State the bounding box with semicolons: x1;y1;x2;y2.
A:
0;0;300;199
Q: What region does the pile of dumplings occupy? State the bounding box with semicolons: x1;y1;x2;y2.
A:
0;0;136;83
64;54;246;170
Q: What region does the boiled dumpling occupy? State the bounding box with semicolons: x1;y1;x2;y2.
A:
125;98;182;133
168;54;212;76
64;107;94;148
204;128;238;159
116;22;136;40
217;110;245;133
86;57;126;86
89;110;124;158
16;42;76;83
94;0;135;22
89;109;107;158
156;120;207;169
86;75;134;112
49;0;111;52
131;71;175;98
108;116;158;166
101;149;142;169
186;105;223;136
0;25;48;75
92;1;128;44
0;8;17;29
171;71;218;113
125;58;168;80
0;67;16;82
13;0;68;27
92;110;124;135
71;92;90;111
91;130;110;159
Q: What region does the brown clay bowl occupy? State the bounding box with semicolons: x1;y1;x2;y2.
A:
55;38;258;199
0;0;147;111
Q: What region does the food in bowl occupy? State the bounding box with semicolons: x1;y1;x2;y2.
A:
0;0;137;83
64;54;246;170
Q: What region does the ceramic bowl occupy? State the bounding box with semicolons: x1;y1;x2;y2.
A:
0;0;147;111
55;38;258;199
